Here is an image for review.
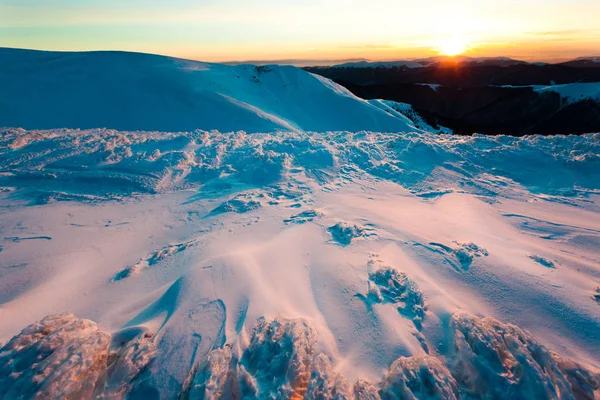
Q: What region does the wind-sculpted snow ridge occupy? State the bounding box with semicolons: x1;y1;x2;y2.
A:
113;239;198;281
239;317;317;399
1;129;598;201
2;313;599;399
379;356;459;400
0;313;155;400
449;312;600;400
183;317;319;399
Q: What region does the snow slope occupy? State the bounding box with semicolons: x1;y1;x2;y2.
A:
0;48;415;133
368;99;453;134
534;82;600;105
1;128;599;398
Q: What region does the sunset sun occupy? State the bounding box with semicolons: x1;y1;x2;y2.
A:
436;35;471;56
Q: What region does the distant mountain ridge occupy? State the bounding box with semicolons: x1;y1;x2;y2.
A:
327;56;527;69
314;55;599;69
306;56;600;135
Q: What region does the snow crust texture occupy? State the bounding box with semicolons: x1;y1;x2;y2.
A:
1;129;598;201
2;313;597;399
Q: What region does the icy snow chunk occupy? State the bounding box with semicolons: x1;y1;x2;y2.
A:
284;209;323;225
187;346;234;400
240;317;317;399
552;352;600;400
210;193;262;215
529;254;556;269
365;258;426;330
0;313;111;399
305;353;353;399
353;380;382;400
96;327;156;399
187;319;381;400
427;241;488;270
453;242;488;269
328;222;365;245
449;312;600;399
379;355;459;400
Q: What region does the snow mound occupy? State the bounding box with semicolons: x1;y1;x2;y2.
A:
0;48;415;133
365;258;426;330
449;312;600;399
328;222;366;245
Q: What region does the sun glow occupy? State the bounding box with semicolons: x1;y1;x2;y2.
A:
435;35;471;56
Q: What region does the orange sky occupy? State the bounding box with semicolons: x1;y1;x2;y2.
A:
1;0;599;63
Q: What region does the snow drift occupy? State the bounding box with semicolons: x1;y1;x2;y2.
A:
0;48;415;133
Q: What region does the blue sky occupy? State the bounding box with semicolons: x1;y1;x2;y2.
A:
1;0;598;62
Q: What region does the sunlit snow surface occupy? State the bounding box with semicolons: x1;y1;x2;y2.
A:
1;128;599;399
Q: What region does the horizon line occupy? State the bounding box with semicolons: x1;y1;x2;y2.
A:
2;46;599;67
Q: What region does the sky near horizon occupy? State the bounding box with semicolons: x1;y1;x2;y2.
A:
1;0;599;63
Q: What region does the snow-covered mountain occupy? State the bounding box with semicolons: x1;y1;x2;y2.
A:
0;48;415;133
